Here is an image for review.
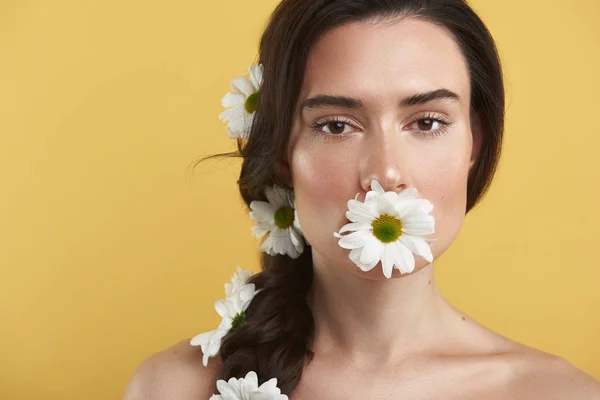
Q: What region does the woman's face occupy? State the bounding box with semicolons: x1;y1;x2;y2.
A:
285;18;481;279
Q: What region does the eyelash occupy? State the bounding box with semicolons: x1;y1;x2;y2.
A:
310;113;452;142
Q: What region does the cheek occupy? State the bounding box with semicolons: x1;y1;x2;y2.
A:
420;154;469;210
416;150;471;256
290;145;357;245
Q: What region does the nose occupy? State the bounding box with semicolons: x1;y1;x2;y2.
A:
360;126;408;194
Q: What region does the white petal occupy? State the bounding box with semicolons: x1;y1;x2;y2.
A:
249;201;276;223
244;371;259;387
259;233;275;255
396;187;418;202
262;227;299;259
289;227;304;256
248;64;264;91
190;329;224;366
250;222;275;240
402;212;434;223
381;244;395;279
240;111;254;139
225;282;233;298
219;381;242;400
402;213;434;225
190;329;216;345
336;230;373;249
215;380;229;396
230;267;253;292
377;192;398;215
215;299;234;318
289;227;302;248
265;185;289;208
419;201;434;214
218;106;240;123
239;380;254;400
348;247;377;272
270;228;287;255
346;199;377;222
226;128;243;140
217;317;232;332
394;241;416;274
364;190;379;205
382;191;399;203
208;335;225;365
359;240;380;265
293;207;303;235
250;223;271;240
338;221;372;234
237;284;257;310
402;218;435;236
220;106;248;137
395;199;430;219
400;234;433;262
253;378;287;400
370;179;385;194
361;258;380;272
286;190;295;207
256;378;279;393
221;92;246;108
282;233;299;259
231;76;253;96
240;372;258;398
349;248;362;265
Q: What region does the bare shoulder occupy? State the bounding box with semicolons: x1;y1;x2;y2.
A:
122;338;222;400
504;346;600;400
463;320;600;399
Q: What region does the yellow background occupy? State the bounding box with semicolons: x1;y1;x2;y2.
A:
1;0;599;398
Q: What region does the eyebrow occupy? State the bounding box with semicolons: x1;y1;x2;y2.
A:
301;88;460;110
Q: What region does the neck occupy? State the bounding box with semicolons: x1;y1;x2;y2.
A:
308;254;452;364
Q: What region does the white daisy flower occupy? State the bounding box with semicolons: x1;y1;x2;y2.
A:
190;268;258;366
227;266;254;295
189;321;230;368
219;64;264;140
249;185;304;259
210;371;288;400
333;179;435;278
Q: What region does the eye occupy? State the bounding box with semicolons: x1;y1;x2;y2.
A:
416;118;442;131
311;117;358;141
408;113;452;138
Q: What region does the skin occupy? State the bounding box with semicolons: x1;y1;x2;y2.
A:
123;18;600;400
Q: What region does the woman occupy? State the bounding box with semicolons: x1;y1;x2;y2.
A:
124;0;600;398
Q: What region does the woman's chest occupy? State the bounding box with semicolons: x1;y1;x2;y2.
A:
288;356;513;400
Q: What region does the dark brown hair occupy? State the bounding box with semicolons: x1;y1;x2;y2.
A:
198;0;504;395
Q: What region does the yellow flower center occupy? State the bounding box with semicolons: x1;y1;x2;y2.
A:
371;214;403;243
274;206;295;229
244;92;259;113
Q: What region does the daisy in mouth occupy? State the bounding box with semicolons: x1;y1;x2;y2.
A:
333;179;435;278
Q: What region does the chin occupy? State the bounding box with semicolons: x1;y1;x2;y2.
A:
345;258;435;281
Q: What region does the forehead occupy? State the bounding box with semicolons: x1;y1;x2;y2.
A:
300;18;470;105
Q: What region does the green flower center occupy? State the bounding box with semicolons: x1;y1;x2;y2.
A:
244;92;259;113
274;206;295;229
231;311;246;329
371;214;403;243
